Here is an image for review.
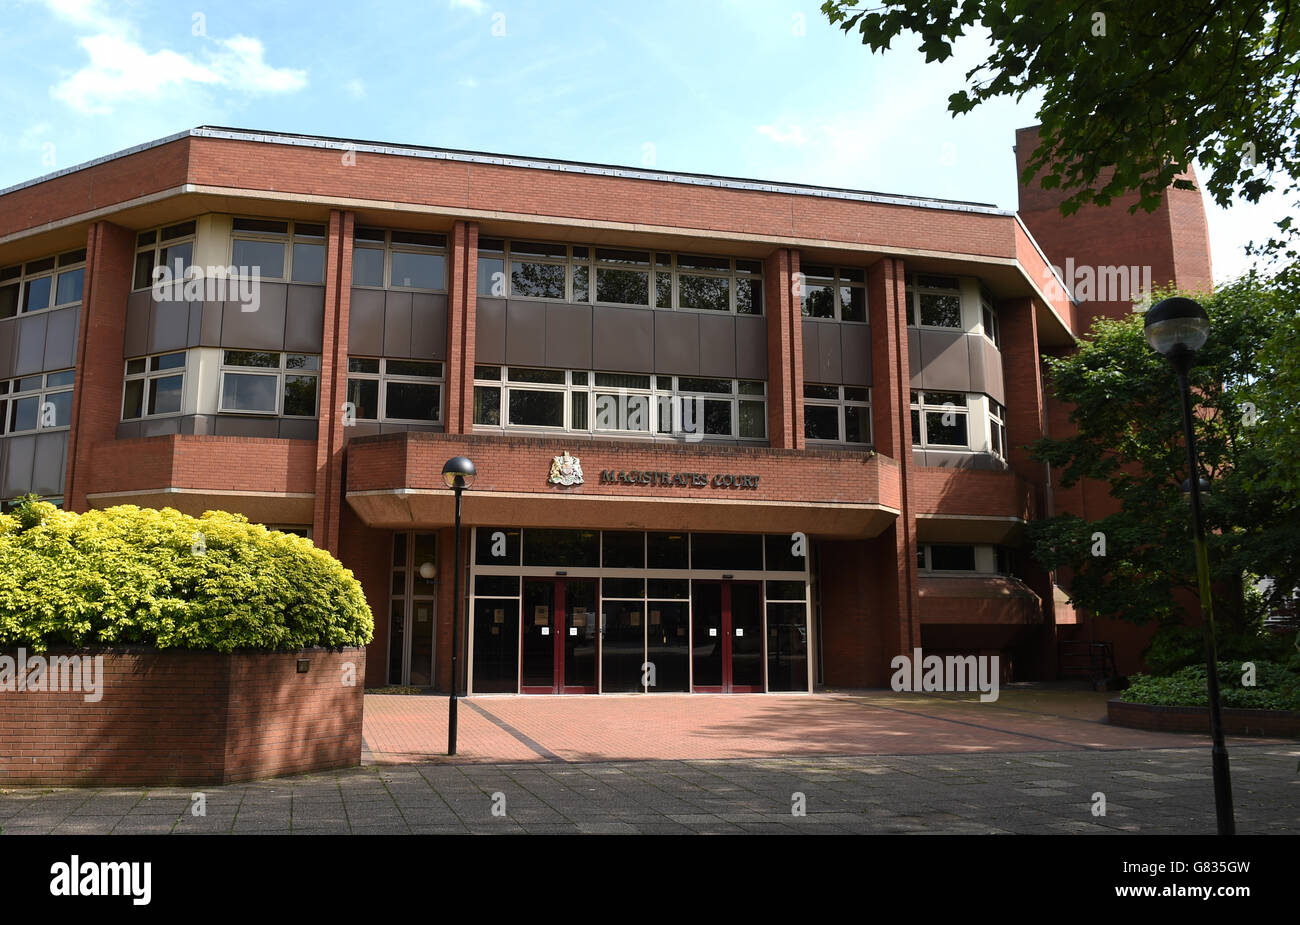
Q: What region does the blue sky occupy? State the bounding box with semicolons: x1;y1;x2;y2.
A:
0;0;1288;281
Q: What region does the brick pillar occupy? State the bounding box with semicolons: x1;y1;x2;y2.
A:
445;221;479;434
764;248;803;449
65;220;136;512
313;209;354;554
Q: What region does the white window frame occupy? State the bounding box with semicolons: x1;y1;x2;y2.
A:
230;218;330;285
218;351;320;418
1;369;75;435
799;264;867;322
988;397;1009;460
904;273;964;330
1;249;87;318
803;383;872;445
352;227;449;292
122;351;187;421
910;390;971;449
981;288;1001;347
346;357;445;424
132;222;196;292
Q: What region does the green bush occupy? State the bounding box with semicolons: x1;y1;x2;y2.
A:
1123;660;1300;712
0;502;373;653
1142;622;1297;676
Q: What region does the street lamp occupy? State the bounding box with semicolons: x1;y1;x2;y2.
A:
442;455;476;756
1143;296;1235;835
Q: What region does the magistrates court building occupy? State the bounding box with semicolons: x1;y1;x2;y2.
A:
0;126;1212;694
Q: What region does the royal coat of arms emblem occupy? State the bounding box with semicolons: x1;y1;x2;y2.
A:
548;451;584;486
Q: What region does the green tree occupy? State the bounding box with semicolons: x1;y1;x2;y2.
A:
1025;275;1300;642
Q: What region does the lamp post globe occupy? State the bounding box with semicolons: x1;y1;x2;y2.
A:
441;455;477;490
1144;296;1210;364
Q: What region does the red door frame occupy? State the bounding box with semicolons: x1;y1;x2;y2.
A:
693;579;764;693
520;578;599;694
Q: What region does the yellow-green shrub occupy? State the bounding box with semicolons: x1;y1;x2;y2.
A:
0;503;373;652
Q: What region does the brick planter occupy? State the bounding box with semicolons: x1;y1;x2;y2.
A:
1108;698;1300;737
0;647;366;786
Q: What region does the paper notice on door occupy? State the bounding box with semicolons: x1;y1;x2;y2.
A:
534;605;549;626
541;626;550;636
569;626;577;636
649;610;661;626
572;610;586;627
630;611;641;627
708;627;717;637
736;627;744;636
494;609;505;624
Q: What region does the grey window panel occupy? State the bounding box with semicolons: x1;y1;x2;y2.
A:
698;313;736;379
186;301;204;345
199;300;223;346
818;322;843;384
475;297;507;364
278;418;318;440
504;299;546;367
149;300;189;353
545;302;592;370
383;290;413;358
220;282;287;351
285;285;326;354
841;322;872;385
214;415;280;438
116;421;143;439
410;293;448;360
139;417;182;437
14;314;48;377
592;306;653;373
181;414;216;436
801;320;820;383
31;432;67;496
653;311;699;376
980;337;1005;405
348;288;385;356
3;434;35;497
735;315;767;380
0;320;16;379
918;329;970;392
907;328;922;387
123;290;152;357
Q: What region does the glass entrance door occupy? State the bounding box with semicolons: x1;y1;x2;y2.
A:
521;578;599;693
692;580;764;692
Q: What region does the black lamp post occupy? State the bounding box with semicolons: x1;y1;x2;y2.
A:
1143;297;1235;835
442;455;476;756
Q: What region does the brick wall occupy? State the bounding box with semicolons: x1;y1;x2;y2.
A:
0;647;365;786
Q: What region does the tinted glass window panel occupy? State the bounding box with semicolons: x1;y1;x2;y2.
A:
765;535;806;572
804;384;837;400
570;391;588;429
646;532;688;569
702;399;731;435
919;292;962;328
233;219;287;235
844;406;870;443
925;411;968;447
473;386;501;424
603;577;645;598
386;381;439;421
522;528;600;567
283;376;318;416
348;357;380;374
802;284;834;318
286;354;320;371
511;261;565;299
655;271;672;308
766;580;807;600
602;531;645;568
738;401;765;438
596;267;649;305
508;389;564;426
472;598;519;693
46;370;74;388
572;264;589;302
152;353;185;371
353;247;385;286
478;256;506;296
291;243;326;283
678;377;730;394
736;278;762;314
10;396;38;432
678;274;730;311
158;242;193;275
232;239;284;278
911;409;921;445
224;350;279;368
55;268;85;305
767;601;808;692
676;255;729;272
691;533;762;570
148;375;183;415
387;360;440;378
475;575;519;597
474;526;521;565
647;578;689;599
0;284;18;319
390;251;445;290
840;286;867;322
508;367;565;384
929;545;977;570
126;358;146;375
511;241;567;259
222;373;278;412
595;248;649;265
804;404;839;440
122;379;144;419
22;277;51;313
347;378;379;419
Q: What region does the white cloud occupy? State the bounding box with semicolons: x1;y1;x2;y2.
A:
757;123;807;146
345;78;366;99
450;0;487;12
459;77;478;89
42;0;307;115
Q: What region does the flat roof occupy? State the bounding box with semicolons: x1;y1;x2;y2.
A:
0;125;1010;217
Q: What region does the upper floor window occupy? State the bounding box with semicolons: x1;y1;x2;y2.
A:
472;366;766;440
231;219;326;284
0;369;74;434
917;543;1017;575
980;288;1000;347
219;351;319;417
133;222;195;291
123;351;185;420
345;357;444;424
910;390;969;448
988;398;1008;460
0;249;86;319
803;384;871;444
800;265;866;322
904;274;962;329
476;239;763;314
353;228;447;291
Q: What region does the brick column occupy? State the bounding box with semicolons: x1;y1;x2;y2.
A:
764;248;803;449
65;220;136;512
445;221;479;434
313;209;354;554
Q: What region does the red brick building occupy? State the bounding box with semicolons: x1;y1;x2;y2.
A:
0;126;1210;692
